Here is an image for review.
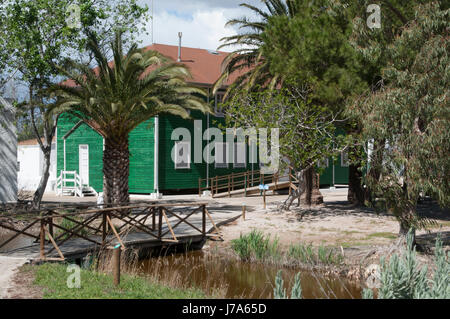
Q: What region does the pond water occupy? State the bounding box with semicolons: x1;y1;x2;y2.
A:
0;233;34;253
0;232;362;299
138;250;362;299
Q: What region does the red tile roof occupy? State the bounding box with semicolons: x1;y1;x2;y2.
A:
19;137;56;146
63;43;243;88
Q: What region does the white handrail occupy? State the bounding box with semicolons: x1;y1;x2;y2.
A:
56;170;86;197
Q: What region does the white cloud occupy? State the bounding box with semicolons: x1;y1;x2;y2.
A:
136;1;264;50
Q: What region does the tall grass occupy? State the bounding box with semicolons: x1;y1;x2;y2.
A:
55;217;90;240
288;243;344;266
231;230;280;262
94;249;229;298
231;231;343;266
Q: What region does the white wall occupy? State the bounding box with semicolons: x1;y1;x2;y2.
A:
17;143;57;192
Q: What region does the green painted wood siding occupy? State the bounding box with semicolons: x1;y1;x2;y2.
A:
57;114;155;194
158;111;253;191
56;113;104;192
129;119;155;193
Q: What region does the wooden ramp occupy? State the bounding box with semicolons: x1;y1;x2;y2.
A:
0;203;240;261
212;180;291;198
199;168;297;198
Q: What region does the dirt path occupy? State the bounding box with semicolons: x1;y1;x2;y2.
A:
0;257;28;299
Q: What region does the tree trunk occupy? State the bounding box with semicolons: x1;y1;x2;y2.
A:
32;147;51;209
397;212;416;247
347;163;366;206
301;167;323;205
103;137;130;206
280;170;305;211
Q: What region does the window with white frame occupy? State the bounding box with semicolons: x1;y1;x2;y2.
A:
233;142;246;168
341;151;349;167
318;157;329;168
174;141;191;169
214;92;225;117
215;142;229;168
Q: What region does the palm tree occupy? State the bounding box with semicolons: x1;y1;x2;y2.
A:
50;32;210;205
214;0;300;97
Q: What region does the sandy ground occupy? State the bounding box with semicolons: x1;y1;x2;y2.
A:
205;188;450;249
0;257;28;299
39;188;450;249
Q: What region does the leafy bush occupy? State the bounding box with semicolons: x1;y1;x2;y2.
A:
56;217;90;240
273;270;302;299
288;243;343;265
363;232;449;299
231;230;279;261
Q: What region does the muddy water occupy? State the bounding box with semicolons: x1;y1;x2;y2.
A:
0;233;362;298
138;250;362;299
0;233;34;253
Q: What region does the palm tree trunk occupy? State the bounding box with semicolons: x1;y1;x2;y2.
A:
103;137;130;206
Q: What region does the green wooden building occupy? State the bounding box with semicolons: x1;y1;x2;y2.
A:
55;43;349;196
55;44;258;196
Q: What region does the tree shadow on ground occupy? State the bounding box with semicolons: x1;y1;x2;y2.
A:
281;199;449;224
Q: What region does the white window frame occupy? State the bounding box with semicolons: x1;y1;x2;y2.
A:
174;141;191;169
215;142;229;168
214;92;225;117
341;151;349;167
233;142;247;168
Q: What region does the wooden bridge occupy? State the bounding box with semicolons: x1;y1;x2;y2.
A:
199;168;299;198
0;203;227;261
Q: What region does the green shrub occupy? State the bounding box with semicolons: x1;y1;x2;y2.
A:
231;230;279;261
56;217;90;240
363;232;449;299
288;243;343;265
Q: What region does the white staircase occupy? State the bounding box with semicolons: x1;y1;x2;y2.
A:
56;171;98;197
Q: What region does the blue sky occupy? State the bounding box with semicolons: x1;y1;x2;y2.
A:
136;0;262;51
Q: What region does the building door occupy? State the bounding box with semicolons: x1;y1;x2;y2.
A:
79;144;89;186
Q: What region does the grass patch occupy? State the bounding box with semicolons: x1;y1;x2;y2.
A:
231;230;280;262
230;231;343;266
31;263;205;299
54;217;90;240
288;243;344;265
366;232;397;240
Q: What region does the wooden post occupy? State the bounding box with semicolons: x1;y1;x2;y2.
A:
242;204;246;221
198;178;201;197
48;217;54;240
158;207;162;239
215;176;218;197
113;247;121;286
40;219;45;260
102;212;107;245
231;173;234;191
263;189;267;210
202;205;206;237
152;208;156;231
244;174;247;197
228;175;231;197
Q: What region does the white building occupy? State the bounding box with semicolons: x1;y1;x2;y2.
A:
17;137;57;192
0;97;18;203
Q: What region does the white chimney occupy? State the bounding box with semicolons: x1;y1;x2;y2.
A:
178;32;182;62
